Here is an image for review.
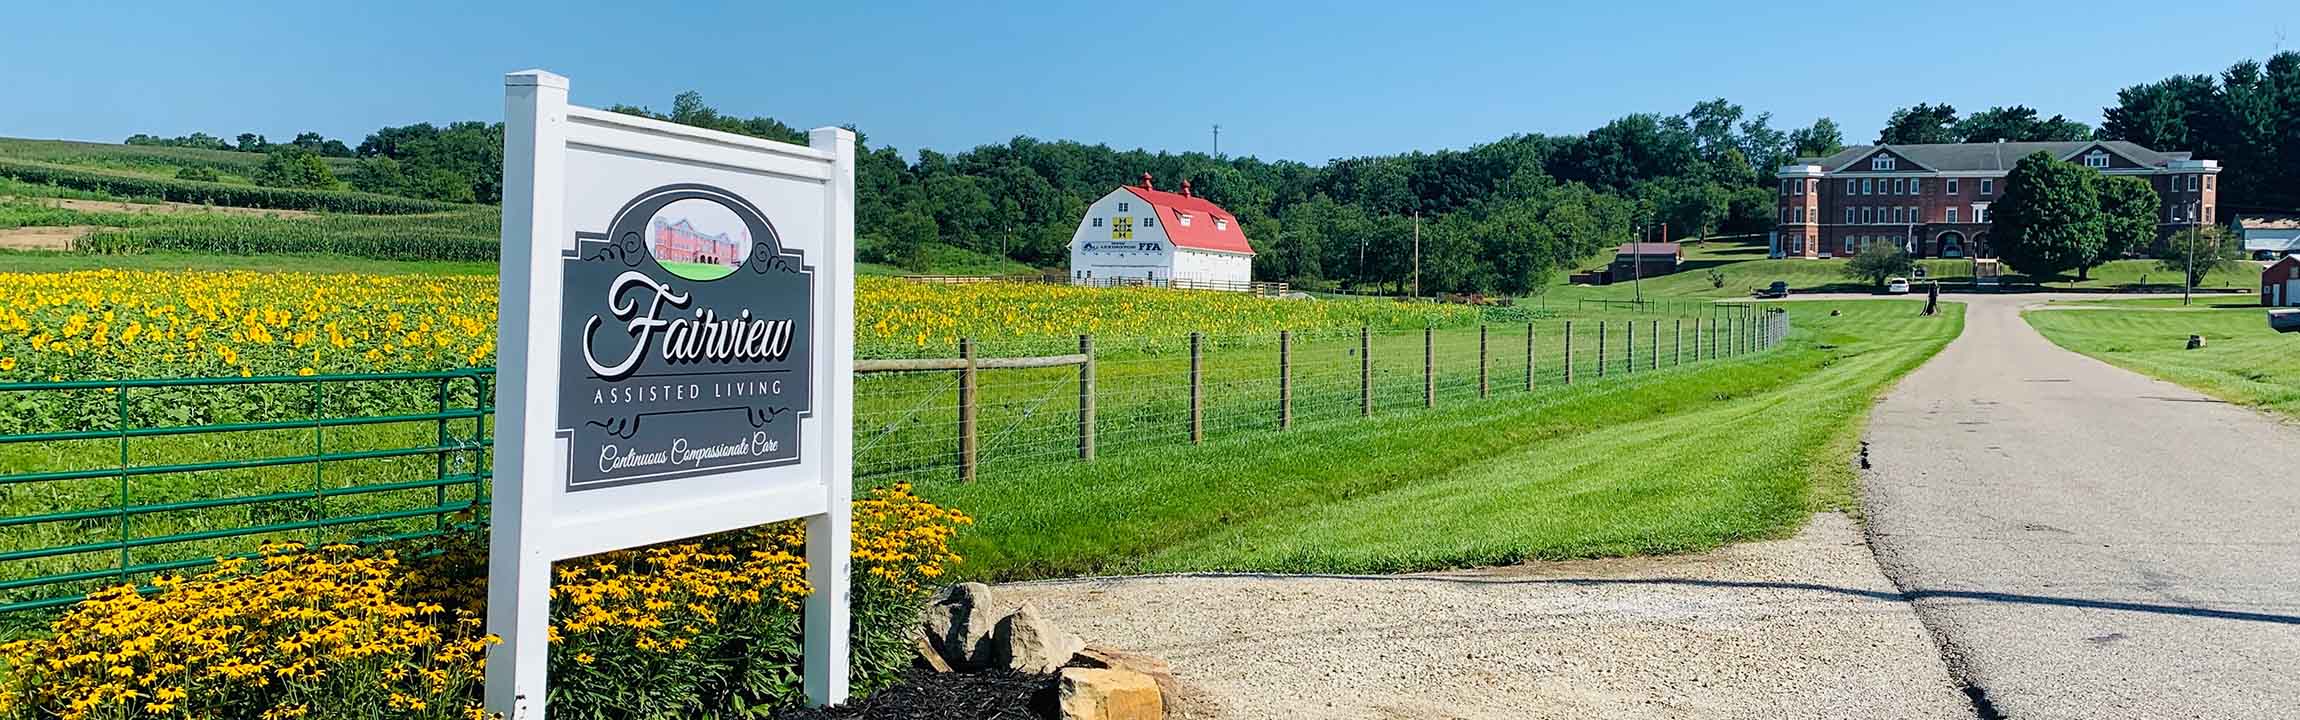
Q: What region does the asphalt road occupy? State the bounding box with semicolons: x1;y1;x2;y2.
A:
1861;293;2300;718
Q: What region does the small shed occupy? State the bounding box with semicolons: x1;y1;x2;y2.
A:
1609;242;1683;281
2234;212;2300;259
2262;256;2300;306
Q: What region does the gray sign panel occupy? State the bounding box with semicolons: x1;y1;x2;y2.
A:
557;184;814;491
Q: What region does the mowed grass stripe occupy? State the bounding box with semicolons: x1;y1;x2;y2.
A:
920;300;1961;580
2026;299;2300;415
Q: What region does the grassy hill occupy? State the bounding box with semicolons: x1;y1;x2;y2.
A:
0;137;358;185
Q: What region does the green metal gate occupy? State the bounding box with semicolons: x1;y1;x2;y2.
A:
0;369;493;613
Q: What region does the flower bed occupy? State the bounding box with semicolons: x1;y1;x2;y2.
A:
0;484;971;720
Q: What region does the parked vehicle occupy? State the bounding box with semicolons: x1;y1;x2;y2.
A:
1752;281;1789;299
1885;277;1911;294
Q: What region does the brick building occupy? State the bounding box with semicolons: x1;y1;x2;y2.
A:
651;217;745;267
1773;140;2219;259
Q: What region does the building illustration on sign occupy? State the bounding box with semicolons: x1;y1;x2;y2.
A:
652;217;746;266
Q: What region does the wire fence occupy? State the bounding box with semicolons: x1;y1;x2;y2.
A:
0;306;1790;614
853;305;1791;485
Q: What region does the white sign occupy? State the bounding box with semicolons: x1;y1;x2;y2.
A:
485;69;856;718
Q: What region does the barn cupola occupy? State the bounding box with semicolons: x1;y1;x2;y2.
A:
1139;172;1154;191
1181;180;1193;197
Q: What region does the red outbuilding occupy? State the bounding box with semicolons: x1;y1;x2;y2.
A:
2261;256;2300;306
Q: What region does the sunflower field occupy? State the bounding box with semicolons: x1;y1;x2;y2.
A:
0;271;1479;382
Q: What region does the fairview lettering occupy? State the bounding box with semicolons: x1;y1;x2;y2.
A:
581;271;799;380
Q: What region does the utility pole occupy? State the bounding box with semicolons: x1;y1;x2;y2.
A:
1632;223;1644;304
1412;211;1422;299
2184;226;2195;307
1212;124;1221;157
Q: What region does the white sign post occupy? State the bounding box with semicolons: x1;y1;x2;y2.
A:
486;69;855;719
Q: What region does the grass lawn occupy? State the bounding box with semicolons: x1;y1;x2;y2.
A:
1548;234;2255;302
919;299;1962;580
858;242;1040;277
2026;297;2300;415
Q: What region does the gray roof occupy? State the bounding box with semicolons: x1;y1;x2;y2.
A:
1795;141;2179;172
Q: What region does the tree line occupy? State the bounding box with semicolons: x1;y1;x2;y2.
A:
114;51;2299;294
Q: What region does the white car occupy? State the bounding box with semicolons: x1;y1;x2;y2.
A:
1885;277;1911;294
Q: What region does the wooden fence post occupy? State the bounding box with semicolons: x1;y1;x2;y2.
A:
1279;330;1292;430
1360;326;1372;417
1564;320;1575;384
1597;321;1607;377
1189;331;1203;445
1078;334;1095;461
1710;316;1719;359
1423;326;1435;408
1649;319;1659;371
1625;319;1635;374
1478;324;1489;399
1674;318;1683;366
958;337;976;482
1524;323;1535;391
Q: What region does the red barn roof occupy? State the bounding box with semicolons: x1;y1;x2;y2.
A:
1120;175;1253;255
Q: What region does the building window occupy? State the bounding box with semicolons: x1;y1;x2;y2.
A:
1946;207;1959;223
1910;206;1920;223
1912;179;1923;194
1862;207;1874;224
1873;155;1896;171
2205;175;2214;191
1782;179;1791;195
1845;207;1856;224
2188;175;2200;191
1143;216;1155;227
1863;179;1873;195
1178;213;1192;227
2169;205;2178;222
2086;151;2109;168
1980;179;1993;196
1895;179;1907;194
1946;178;1959;195
2205;205;2214;223
1795;207;1806;223
1092;218;1103;227
1844;237;1855;254
1215;218;1227;231
1117;202;1129;212
1795;180;1805;195
1846;179;1856;194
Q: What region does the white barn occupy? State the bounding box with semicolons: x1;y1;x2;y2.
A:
1068;174;1255;289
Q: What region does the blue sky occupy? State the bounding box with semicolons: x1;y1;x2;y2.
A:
3;0;2290;164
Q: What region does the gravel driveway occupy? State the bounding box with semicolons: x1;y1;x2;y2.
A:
1862;293;2300;718
1001;513;1969;719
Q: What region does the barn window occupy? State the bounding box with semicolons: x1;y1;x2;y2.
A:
1118;202;1130;212
1143;216;1155;227
1092;218;1103;227
1179;213;1192;227
1215;218;1227;231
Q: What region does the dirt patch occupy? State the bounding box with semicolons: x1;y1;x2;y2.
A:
999;512;1969;720
0;225;113;250
1;196;314;218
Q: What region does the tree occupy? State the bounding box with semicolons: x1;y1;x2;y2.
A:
1990;151;2103;281
253;147;336;189
1954;106;2093;142
1843;242;1914;288
1876;104;1960;144
880;211;936;271
2095;174;2159;270
1788;118;1845;158
2156;226;2244;291
235;133;269;153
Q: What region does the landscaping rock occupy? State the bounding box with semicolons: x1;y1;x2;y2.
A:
993;601;1083;674
1057;667;1163;720
2187;334;2206;349
922;582;1000;670
1071;644;1180;709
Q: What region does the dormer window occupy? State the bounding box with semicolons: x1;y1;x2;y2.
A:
1872;155;1896;171
2085;151;2109;168
1178;213;1192;227
1215;218;1227;231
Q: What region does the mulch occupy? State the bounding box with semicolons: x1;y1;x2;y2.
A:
772;668;1059;720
